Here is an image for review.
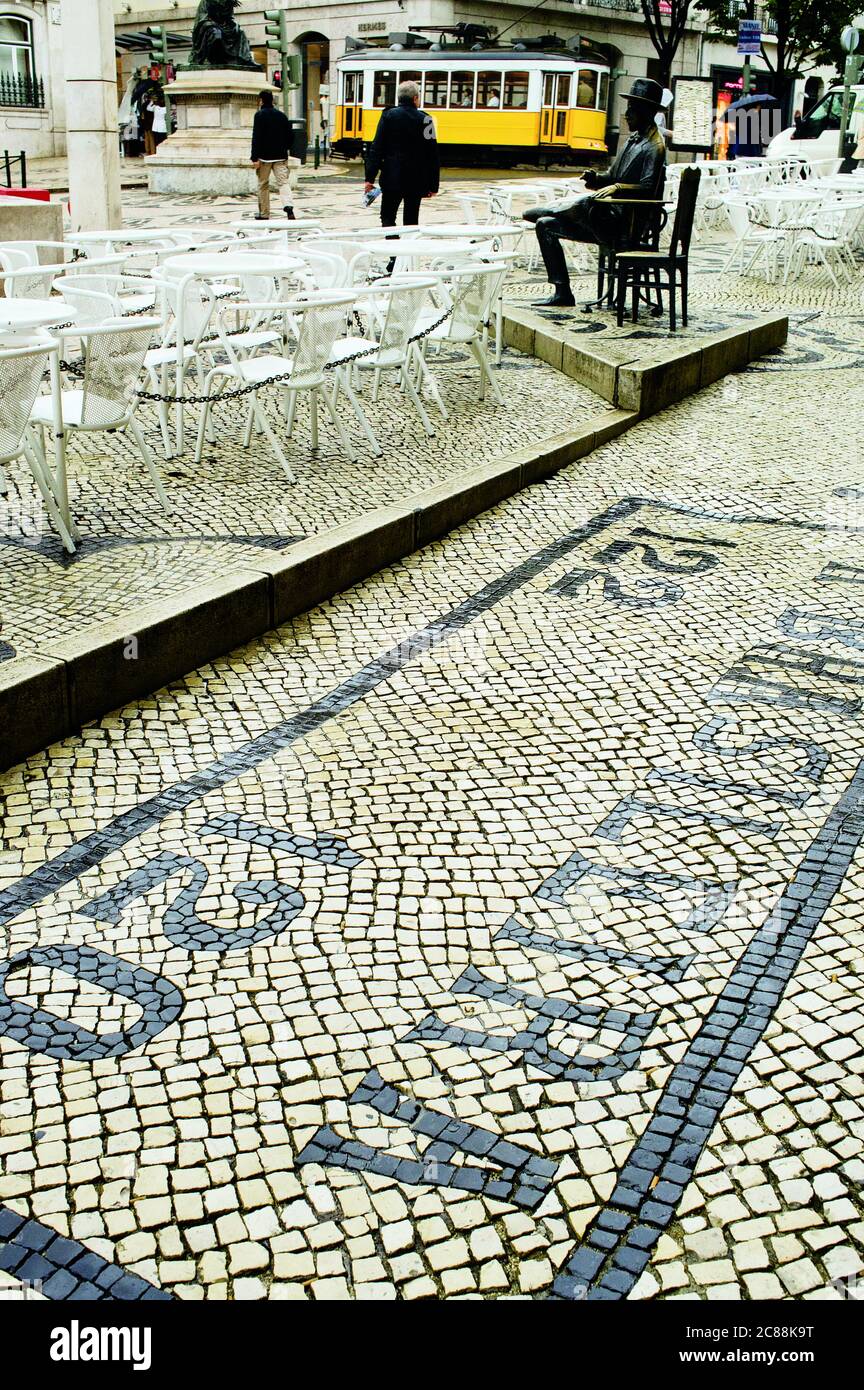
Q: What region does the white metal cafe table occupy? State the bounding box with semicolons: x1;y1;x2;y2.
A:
0;298;79;546
164;251;307;279
70;227;230;256
353;238;496;271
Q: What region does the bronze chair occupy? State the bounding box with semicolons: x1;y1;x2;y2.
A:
614;167;701;331
589;164;669;314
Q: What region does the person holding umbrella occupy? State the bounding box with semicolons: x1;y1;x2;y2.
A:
727;92;780;158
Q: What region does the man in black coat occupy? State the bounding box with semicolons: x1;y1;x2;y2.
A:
364;81;439;227
250;90;295;220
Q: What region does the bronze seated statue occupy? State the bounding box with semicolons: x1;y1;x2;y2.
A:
189;0;261;70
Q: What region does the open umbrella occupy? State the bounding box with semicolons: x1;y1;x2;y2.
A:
727;93;780;111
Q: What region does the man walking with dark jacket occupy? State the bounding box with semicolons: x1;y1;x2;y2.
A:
251;89;295;220
364;81;439;227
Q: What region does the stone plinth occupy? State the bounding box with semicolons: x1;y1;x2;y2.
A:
145;68;298;196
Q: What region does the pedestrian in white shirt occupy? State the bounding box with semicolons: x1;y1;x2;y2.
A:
148;96;168;146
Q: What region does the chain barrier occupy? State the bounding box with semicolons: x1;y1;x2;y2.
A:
131;303;455;406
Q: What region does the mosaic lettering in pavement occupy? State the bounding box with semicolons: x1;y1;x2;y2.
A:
1;481;863;1300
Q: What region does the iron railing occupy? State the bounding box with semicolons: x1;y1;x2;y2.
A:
2;150;28;188
0;73;46;109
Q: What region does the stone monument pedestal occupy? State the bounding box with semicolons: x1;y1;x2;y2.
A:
145;68;299;196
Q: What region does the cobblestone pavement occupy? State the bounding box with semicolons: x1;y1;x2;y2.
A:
4;169;855;663
0;172;610;662
1;173;863;1303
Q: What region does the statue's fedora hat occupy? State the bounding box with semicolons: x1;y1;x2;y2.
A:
618;77;665;110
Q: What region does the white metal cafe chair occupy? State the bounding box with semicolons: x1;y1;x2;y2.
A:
784;199;864;287
723;198;787;281
153;264;287;453
0;339;79;552
413;259;512;408
194;290;356;480
27;319;171;526
328;276;440;454
54;274;200;461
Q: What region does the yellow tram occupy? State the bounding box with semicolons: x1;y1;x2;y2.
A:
332;31;612;165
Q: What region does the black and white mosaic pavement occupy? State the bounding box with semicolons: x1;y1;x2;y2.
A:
0;169;862;1302
1;483;863;1300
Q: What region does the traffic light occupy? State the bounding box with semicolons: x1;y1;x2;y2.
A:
286;54;302;90
146;25;169;70
264;9;288;55
146;25;171;123
264;9;298;115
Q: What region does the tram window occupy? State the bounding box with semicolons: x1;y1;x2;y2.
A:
373;70;397;107
476;72;502;108
344;72;360;104
450;71;475;108
502;71;529;109
556;74;571;106
423;70;448;107
399;70;421;91
577;69;598;108
598;71;609;110
543;74;554;106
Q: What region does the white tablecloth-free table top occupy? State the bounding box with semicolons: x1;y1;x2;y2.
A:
230;219;322;233
164;251;306;278
71;226;227;247
0;298;77;334
353;238;494;259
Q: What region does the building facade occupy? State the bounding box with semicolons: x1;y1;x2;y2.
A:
0;1;838;168
0;1;66;160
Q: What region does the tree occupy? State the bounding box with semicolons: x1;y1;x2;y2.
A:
696;0;858;112
640;0;695;88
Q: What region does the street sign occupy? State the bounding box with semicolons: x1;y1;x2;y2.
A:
738;19;762;55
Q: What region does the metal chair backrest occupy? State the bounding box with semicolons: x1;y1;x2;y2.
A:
288;247;349;289
1;263;65;299
287;292;354;389
305;240;371;286
78;320;158;428
55;276;121;326
360;277;435;367
487;189;513;224
0;245;30;272
157;264;217;345
440;262;510;341
724;197;753;240
669;166;702;259
0;341;51;461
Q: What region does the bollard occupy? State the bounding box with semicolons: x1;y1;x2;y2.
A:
20;150;26;188
3;150;10;188
314;136;320;169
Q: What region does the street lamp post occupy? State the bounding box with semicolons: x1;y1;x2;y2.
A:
838;25;863;161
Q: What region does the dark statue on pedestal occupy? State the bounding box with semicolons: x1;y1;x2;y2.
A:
189;0;262;70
